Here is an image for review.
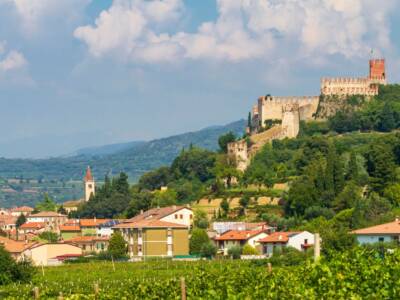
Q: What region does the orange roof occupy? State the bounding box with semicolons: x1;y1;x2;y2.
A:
84;166;93;181
114;219;188;229
65;236;109;243
127;206;191;222
29;211;66;217
214;230;265;241
258;232;301;243
80;219;109;227
20;222;46;230
0;236;36;254
60;225;81;231
10;206;34;212
351;220;400;235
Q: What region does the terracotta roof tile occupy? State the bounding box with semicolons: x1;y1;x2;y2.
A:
65;236;109;243
214;230;265;241
351;220;400;235
127;206;191;222
10;206;34;212
60;225;81;231
84;166;93;181
114;219;188;229
29;211;66;217
258;231;301;243
0;236;36;253
20;222;46;230
80;219;109;227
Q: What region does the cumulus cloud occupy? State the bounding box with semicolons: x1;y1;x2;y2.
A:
75;0;397;63
0;49;27;72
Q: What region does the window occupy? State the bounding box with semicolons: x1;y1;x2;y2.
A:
189;214;193;219
379;237;384;242
175;214;178;219
304;239;308;244
180;214;183;219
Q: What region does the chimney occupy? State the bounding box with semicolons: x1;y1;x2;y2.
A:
172;205;177;210
140;210;143;215
396;216;399;222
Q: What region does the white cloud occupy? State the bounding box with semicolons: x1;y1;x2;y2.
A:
75;0;397;63
0;50;27;72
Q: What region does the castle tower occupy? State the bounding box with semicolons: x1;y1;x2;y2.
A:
84;166;95;202
369;59;386;82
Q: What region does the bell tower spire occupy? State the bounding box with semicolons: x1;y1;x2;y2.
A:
84;166;95;201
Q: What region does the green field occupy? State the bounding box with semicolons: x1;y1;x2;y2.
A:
1;248;400;299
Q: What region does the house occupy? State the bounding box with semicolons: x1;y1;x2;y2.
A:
258;231;315;256
0;208;9;216
127;205;193;228
0;215;16;231
62;200;83;214
80;218;110;236
60;224;81;240
97;219;121;237
213;222;271;234
10;206;34;217
19;222;46;234
114;219;189;258
21;243;83;266
0;236;37;260
214;230;269;255
27;211;67;231
351;219;400;244
65;236;109;254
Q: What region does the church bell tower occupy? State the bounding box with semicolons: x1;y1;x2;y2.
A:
84;166;95;202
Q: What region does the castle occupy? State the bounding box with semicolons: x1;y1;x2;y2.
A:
229;59;387;171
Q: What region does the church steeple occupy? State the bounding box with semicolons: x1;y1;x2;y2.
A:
84;166;95;202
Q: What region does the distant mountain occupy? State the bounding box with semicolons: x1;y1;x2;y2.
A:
68;141;147;157
0;120;246;182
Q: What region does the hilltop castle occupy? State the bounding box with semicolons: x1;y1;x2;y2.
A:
229;59;387;171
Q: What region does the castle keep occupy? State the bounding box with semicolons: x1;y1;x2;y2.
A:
229;59;387;171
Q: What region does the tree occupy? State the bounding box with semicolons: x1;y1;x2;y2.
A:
247;112;252;129
242;244;259;255
0;245;35;285
220;198;229;217
108;231;127;259
138;167;172;191
333;182;363;211
36;193;57;212
346;151;359;183
218;132;236;153
152;189;177;207
213;154;239;188
383;183;400;206
193;209;209;229
125;190;153;218
15;214;26;228
365;143;396;192
227;245;242;259
189;228;210;255
239;195;250;216
57;206;67;215
38;231;58;243
200;242;217;258
377;102;396;132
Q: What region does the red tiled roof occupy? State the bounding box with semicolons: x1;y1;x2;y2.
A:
351;220;400;235
10;206;34;212
126;206;191;222
214;230;265;241
0;236;36;253
20;222;46;230
258;232;301;243
84;166;93;181
29;211;66;217
60;225;81;232
65;236;109;243
80;219;109;227
114;219;188;229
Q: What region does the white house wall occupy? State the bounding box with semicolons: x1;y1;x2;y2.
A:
287;231;315;251
161;208;192;227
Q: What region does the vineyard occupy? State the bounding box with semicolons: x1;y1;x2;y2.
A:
1;248;400;299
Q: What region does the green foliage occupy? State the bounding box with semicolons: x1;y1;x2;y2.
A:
38;231;59;243
383;183;400;206
189;228;210;255
0;245;35;285
200;242;217;258
108;231;127;259
218;132;236;153
152;189;177;207
269;246;310;266
242;244;259;255
193;209;209;229
35;193;57;212
227;245;242;259
15;214;26;228
220;198;229;217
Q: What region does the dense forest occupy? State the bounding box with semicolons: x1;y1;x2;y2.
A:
74;84;400;254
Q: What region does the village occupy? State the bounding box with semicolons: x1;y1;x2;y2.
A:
0;165;397;267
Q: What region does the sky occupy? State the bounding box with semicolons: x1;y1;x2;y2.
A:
0;0;400;158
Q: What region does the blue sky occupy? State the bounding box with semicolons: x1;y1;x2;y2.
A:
0;0;399;158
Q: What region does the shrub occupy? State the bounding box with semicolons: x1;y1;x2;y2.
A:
242;244;259;255
228;245;242;259
200;242;217;259
0;245;35;285
108;231;127;259
190;228;210;255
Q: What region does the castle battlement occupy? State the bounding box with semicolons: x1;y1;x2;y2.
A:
321;77;370;84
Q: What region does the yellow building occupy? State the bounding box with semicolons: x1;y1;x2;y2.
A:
114;219;189;258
